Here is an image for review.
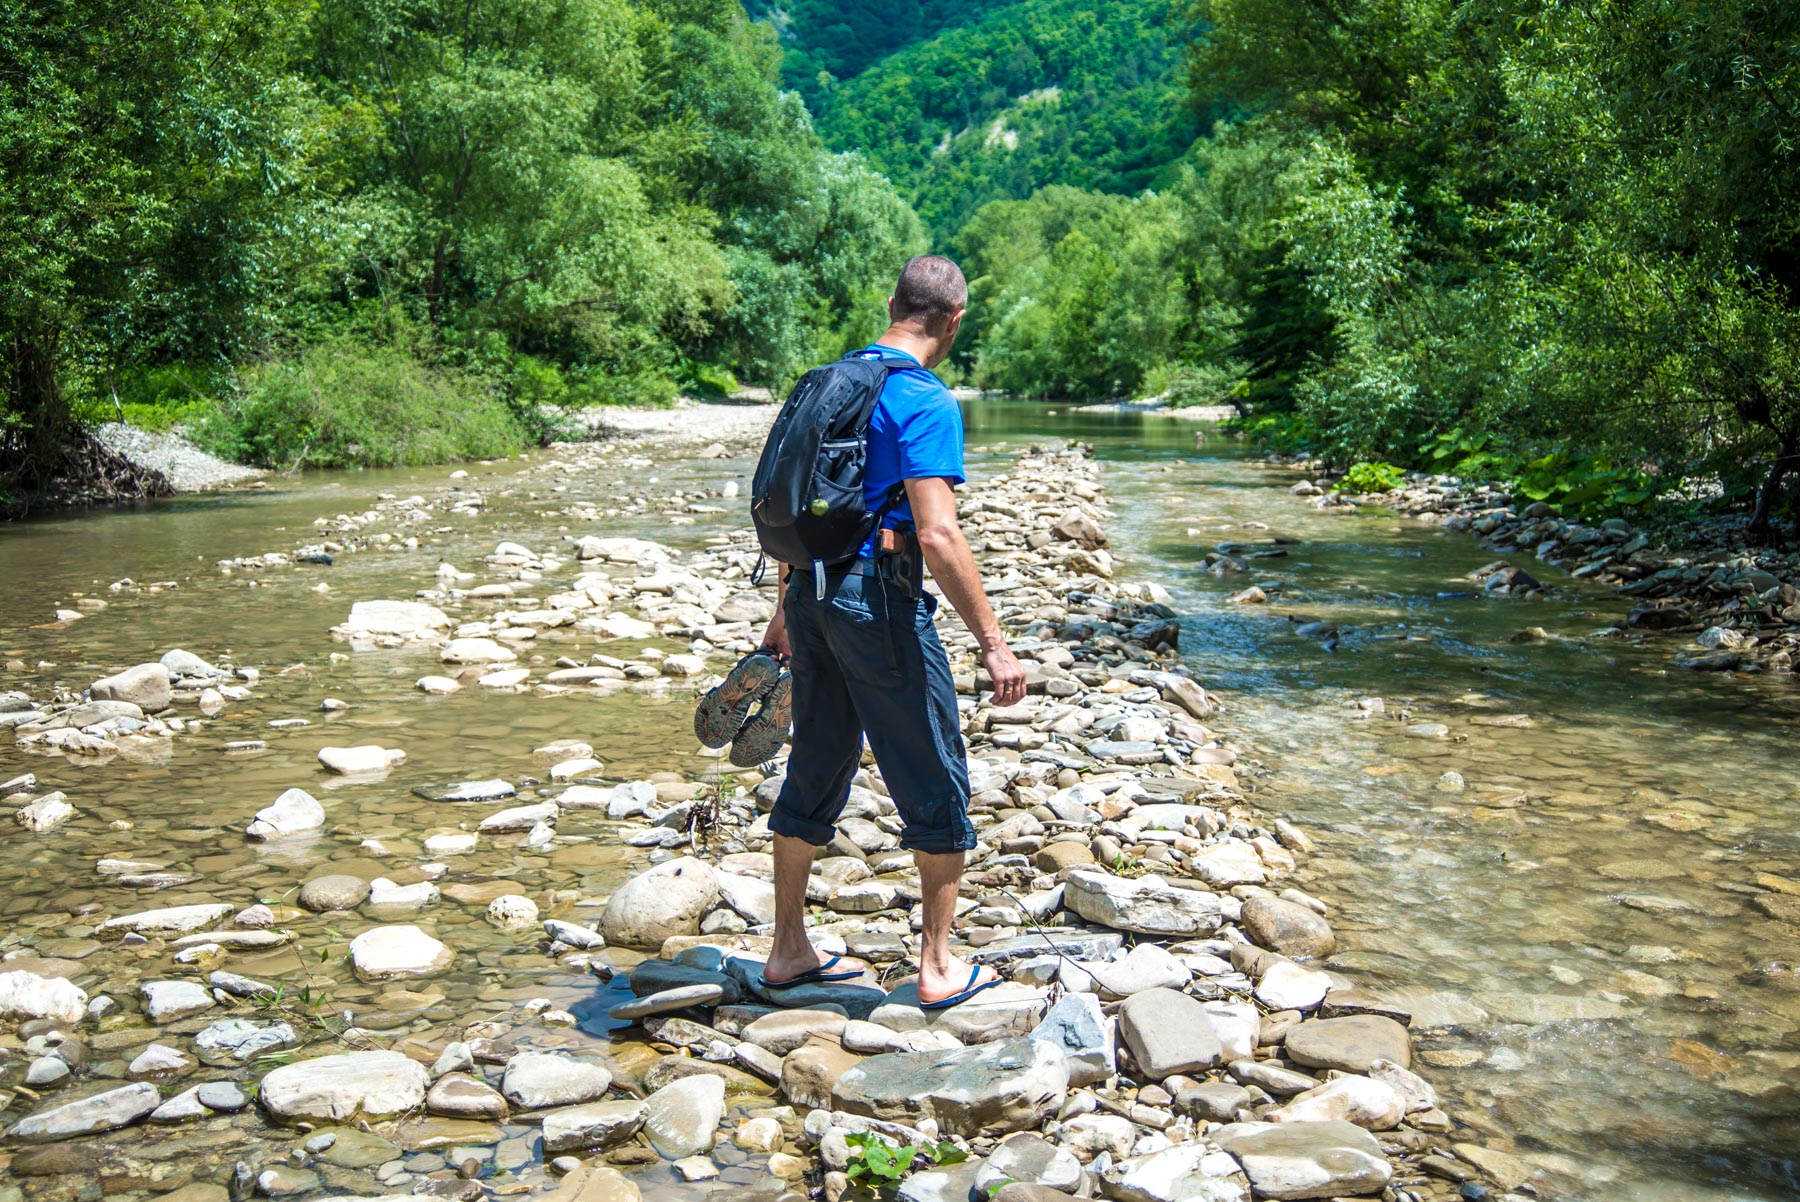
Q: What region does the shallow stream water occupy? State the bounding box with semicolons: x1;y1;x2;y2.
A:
0;405;1796;1200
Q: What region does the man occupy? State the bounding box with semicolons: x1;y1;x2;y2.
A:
756;254;1027;1008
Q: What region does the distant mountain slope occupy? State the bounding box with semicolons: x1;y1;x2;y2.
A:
758;0;1203;235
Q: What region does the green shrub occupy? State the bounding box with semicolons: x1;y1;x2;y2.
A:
1226;411;1323;454
193;341;530;470
842;1133;968;1187
1336;461;1406;493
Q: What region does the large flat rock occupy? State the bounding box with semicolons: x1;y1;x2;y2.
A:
832;1037;1069;1138
259;1051;429;1124
1211;1120;1392;1199
1064;870;1223;936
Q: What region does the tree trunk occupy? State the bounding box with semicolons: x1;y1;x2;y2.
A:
3;329;71;496
1748;428;1799;539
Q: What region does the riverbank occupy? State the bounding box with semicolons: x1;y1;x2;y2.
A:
0;423;1526;1202
1277;462;1800;676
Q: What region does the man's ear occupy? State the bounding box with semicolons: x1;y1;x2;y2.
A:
887;295;897;321
944;308;965;343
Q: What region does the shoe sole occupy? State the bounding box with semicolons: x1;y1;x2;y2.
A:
694;654;780;748
729;673;792;766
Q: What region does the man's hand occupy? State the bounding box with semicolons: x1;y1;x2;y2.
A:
759;609;791;664
982;642;1027;707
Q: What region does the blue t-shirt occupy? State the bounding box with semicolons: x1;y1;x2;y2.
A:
856;343;965;558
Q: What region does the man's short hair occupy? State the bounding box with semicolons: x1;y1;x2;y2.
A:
892;255;967;334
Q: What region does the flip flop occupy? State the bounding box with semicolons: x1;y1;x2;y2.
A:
728;671;792;767
694;651;781;749
758;954;865;990
918;966;1002;1010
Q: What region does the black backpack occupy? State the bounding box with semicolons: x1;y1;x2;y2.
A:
751;349;916;573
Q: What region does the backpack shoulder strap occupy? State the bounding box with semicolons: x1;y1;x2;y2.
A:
843;348;923;373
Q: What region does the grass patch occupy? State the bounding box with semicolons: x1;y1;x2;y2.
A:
192;340;532;470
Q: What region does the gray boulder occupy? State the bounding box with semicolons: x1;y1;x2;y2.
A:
600;857;719;950
1064;870;1222;937
5;1082;161;1142
502;1052;613;1109
1241;896;1336;960
643;1074;724;1158
91;664;171;712
1211;1120;1392;1199
259;1051;429;1124
1118;988;1222;1079
1283;1016;1412;1072
832;1037;1069;1138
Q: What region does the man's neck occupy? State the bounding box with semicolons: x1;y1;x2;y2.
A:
875;325;939;367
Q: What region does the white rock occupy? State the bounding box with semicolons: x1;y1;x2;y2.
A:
642;1073;725;1158
101;903;235;935
259;1050;430;1122
1255;961;1331;1011
1188;840;1266;888
478;801;557;832
0;970;88;1023
4;1082;161;1142
348;925;452;981
440;637;516;664
1268;1074;1405;1130
16;793;74;831
424;832;478;854
245;788;325;840
318;745;406;774
416;675;462;694
1099;1143;1247;1202
335;600;452;640
550;757;605;781
486;895;539;929
502;1052;613;1109
368;878;440;908
600;857;719;950
141;980;215;1023
1064;870;1222;936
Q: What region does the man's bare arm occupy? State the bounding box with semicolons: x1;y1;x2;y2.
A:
905;475;1026;706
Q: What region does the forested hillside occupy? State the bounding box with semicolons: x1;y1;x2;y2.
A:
761;0;1202;235
1;0;920;504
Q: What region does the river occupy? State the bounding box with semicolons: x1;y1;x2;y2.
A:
0;402;1796;1201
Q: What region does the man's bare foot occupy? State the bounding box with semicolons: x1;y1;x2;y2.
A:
761;944;867;987
917;954;999;1005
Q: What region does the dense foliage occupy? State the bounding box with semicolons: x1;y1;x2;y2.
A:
943;0;1800;530
770;0;1203;235
1;0;920;498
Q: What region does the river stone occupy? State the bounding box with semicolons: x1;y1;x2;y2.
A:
742;1008;849;1056
1175;1081;1253;1123
541;1099;647;1153
5;1082;161;1142
348;925;452;981
427;1072;509;1119
149;1086;206;1124
140;980;215;1023
196;1081;248;1112
1268;1075;1404;1130
899;1158;989;1202
91;663;171;712
716;871;777;925
0;969;87;1022
195;1018;297;1060
1241;896;1336;960
1098;1143;1249;1202
486;894;539;929
300;874;371;912
1256;962;1331;1012
318;744;405;774
1118;988;1223;1079
1027;990;1113;1086
101;902;234;934
1064;870;1222;936
16;794;73;831
544;918;606;949
1082;942;1190;999
642;1073;725;1158
1284;1016;1412;1072
832;1037;1069;1138
975;1133;1083;1193
338;600;452;639
246;787;326;840
610;984;725;1021
440;637;515;664
600;856;719;949
502;1052;613;1108
259;1051;429;1123
1210;1120;1392;1199
1188;841;1266;888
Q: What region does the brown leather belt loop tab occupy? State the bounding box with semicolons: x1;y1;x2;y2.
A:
875;527;907;554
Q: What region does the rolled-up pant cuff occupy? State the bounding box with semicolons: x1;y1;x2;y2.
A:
769;807;837;847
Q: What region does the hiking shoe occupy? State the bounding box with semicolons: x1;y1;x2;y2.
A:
729;672;792;767
694;651;781;749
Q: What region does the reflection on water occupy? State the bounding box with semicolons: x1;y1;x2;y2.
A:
963;400;1800;1202
1;406;1796;1200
